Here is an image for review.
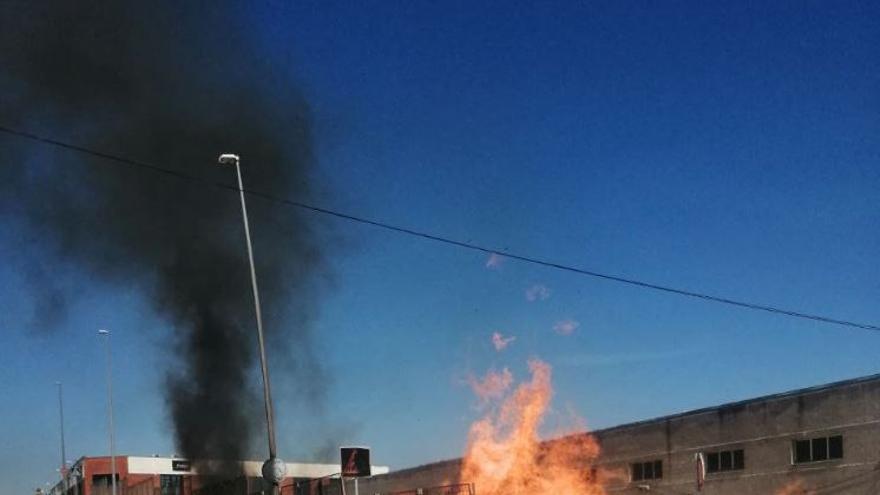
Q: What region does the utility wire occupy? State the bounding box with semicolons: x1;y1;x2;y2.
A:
1;124;878;332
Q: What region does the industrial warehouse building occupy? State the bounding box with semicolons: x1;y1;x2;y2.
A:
47;456;389;495
590;372;880;494
50;373;880;495
349;373;880;495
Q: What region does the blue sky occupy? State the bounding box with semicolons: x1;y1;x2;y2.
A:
2;1;879;492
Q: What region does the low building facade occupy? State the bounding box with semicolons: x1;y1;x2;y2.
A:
354;374;880;494
48;456;390;495
593;373;880;493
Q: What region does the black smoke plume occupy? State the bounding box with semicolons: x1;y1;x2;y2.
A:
0;2;329;469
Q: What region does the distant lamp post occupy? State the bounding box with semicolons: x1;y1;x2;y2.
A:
56;382;68;495
217;153;285;493
97;329;117;495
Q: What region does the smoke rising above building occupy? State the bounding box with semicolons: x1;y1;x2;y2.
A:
0;1;329;468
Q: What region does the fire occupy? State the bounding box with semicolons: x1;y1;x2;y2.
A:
468;368;514;403
776;480;813;495
460;359;606;494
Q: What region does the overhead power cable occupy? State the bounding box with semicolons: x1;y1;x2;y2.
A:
1;124;878;332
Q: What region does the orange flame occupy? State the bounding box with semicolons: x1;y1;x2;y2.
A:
460;359;606;494
467;368;514;403
775;480;813;495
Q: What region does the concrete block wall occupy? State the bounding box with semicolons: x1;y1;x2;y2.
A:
593;377;880;494
356;375;880;494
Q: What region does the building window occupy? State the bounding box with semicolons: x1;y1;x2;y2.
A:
160;475;183;495
706;449;745;473
829;435;843;458
91;474;119;486
793;435;843;463
631;460;662;481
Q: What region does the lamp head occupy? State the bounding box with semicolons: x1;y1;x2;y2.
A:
218;154;240;166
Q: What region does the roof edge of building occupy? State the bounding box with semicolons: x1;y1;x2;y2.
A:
379;373;880;476
590;372;880;437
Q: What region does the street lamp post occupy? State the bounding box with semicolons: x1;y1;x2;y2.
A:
217;154;285;494
97;329;117;495
56;382;68;495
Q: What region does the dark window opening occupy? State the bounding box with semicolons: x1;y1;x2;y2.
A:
706;449;744;473
160;475;183;495
733;449;745;470
794;440;811;463
91;474;119;487
812;437;828;461
829;435;843;459
794;435;843;463
631;460;662;481
707;453;719;473
631;463;643;481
